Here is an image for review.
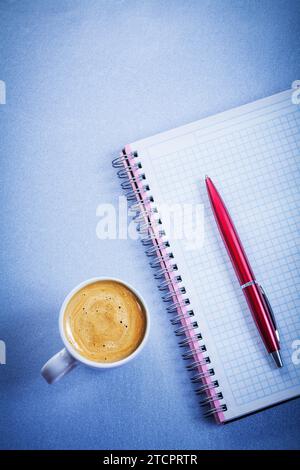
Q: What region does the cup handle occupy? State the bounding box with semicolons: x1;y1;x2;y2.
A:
41;348;78;384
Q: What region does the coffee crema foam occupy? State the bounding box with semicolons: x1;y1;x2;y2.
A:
64;280;146;363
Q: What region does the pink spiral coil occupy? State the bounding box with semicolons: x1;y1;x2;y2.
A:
112;146;227;422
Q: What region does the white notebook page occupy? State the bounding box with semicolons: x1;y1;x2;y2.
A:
130;90;300;421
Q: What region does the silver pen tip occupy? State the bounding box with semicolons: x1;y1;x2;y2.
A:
270;350;283;368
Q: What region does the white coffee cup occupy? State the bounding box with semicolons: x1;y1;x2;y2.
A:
41;277;150;384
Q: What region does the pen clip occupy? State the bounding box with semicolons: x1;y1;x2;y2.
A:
259;285;280;343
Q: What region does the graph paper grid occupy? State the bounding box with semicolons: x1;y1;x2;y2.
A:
130;90;300;421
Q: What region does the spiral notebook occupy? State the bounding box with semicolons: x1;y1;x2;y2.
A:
113;89;300;423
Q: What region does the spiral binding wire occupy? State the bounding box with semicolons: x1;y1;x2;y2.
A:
112;148;227;421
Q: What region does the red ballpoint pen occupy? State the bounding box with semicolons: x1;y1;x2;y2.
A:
205;176;283;368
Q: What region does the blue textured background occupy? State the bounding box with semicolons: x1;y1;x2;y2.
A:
0;0;300;450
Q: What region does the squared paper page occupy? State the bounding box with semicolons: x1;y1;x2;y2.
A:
130;90;300;421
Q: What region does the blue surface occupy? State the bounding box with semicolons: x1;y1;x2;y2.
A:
0;0;300;450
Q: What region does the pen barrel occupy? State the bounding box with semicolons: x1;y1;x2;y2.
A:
218;220;255;285
242;284;279;353
206;178;255;285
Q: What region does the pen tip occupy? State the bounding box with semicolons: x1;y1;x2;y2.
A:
205;175;210;180
270;350;283;368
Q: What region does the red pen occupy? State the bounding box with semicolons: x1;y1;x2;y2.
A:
205;176;283;368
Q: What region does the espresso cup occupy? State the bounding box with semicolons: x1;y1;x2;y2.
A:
41;277;150;384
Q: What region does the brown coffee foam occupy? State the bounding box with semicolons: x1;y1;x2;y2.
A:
64;280;146;363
